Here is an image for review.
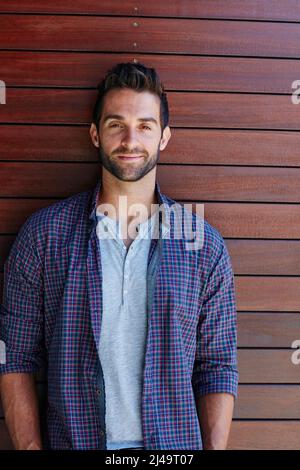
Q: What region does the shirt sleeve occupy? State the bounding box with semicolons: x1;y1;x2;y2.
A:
192;236;239;400
0;215;45;375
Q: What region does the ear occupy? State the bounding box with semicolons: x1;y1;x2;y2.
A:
90;123;100;148
159;126;171;151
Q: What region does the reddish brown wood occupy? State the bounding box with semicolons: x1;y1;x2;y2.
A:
1;1;300;22
0;162;99;197
226;240;300;275
1;16;300;58
2;90;300;130
204;203;300;239
0;162;299;203
1;52;299;94
238;313;300;347
234;385;300;419
0;199;56;233
228;421;300;450
236;277;300;312
0;125;96;162
3;126;300;168
238;350;300;383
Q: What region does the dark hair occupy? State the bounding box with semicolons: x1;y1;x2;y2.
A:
92;62;169;132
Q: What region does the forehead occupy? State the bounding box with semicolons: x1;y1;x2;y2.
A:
101;88;161;119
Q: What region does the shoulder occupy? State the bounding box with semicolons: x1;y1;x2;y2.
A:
162;193;228;273
27;188;92;229
163;193;225;254
15;188;93;257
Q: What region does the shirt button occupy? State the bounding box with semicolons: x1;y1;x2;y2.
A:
96;388;102;395
100;430;105;437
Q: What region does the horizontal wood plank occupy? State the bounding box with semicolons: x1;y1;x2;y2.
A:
1;1;300;22
228;421;300;450
1;52;300;94
204;203;300;239
234;385;300;419
2;126;300;168
237;313;300;347
226;240;300;275
0;200;299;239
0;163;300;203
236;277;300;311
2;16;300;58
2;90;300;130
238;350;300;383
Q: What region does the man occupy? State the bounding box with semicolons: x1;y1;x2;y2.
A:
0;62;238;450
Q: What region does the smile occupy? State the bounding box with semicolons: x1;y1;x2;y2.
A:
117;155;143;161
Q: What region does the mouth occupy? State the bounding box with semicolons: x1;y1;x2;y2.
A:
117;155;143;161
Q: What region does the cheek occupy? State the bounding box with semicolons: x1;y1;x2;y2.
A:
100;134;119;152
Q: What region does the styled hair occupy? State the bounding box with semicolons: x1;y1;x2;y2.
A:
92;62;169;132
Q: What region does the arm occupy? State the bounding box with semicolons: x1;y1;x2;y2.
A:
0;215;45;450
192;234;239;449
196;392;234;450
0;373;42;450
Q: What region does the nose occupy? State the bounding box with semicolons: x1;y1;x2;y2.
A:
121;126;140;149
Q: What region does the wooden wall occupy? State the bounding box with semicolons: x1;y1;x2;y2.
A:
0;0;300;450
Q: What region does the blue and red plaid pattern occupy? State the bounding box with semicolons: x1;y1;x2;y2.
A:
0;179;238;450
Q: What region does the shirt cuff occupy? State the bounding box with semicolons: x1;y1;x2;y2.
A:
192;369;239;400
0;350;41;375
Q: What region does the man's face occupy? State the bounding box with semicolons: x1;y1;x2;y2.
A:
91;88;170;182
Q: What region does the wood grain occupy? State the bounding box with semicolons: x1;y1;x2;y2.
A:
1;1;300;22
2;90;300;130
236;277;300;312
1;52;300;94
227;421;300;450
2;126;300;167
2;16;300;58
0;163;299;203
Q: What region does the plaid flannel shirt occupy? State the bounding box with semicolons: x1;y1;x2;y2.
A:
0;179;238;449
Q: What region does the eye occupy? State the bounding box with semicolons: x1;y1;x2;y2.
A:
141;125;151;130
109;123;122;128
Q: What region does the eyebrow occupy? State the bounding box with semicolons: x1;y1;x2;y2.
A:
102;114;158;126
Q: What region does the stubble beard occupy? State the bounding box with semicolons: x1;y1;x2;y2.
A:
98;144;160;182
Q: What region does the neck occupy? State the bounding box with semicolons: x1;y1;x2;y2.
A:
96;168;159;226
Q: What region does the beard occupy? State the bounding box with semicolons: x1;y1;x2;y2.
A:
98;143;160;182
